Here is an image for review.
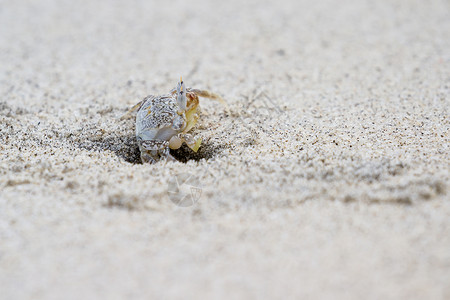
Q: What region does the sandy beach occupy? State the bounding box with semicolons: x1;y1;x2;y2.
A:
1;0;449;298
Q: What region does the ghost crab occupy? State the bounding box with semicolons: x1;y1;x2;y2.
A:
126;78;225;164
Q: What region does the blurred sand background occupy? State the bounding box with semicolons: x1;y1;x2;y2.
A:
0;0;449;299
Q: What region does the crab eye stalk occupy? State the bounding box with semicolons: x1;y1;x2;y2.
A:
176;77;187;111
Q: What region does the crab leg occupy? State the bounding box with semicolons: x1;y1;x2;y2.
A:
190;89;229;112
121;95;156;120
180;133;202;152
139;139;175;163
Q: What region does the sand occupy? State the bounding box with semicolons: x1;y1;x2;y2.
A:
0;0;449;299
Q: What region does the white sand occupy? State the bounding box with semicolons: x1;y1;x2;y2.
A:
1;0;449;299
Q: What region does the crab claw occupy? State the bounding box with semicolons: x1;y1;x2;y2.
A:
176;77;187;112
177;133;202;153
188;137;202;153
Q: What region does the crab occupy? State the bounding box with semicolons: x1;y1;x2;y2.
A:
125;78;225;164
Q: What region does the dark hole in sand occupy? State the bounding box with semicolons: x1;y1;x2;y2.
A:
77;135;219;164
73;108;222;164
170;141;220;163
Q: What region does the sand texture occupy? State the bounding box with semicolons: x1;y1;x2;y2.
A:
1;0;449;299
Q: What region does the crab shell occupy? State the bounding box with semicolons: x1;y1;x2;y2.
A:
135;89;201;161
